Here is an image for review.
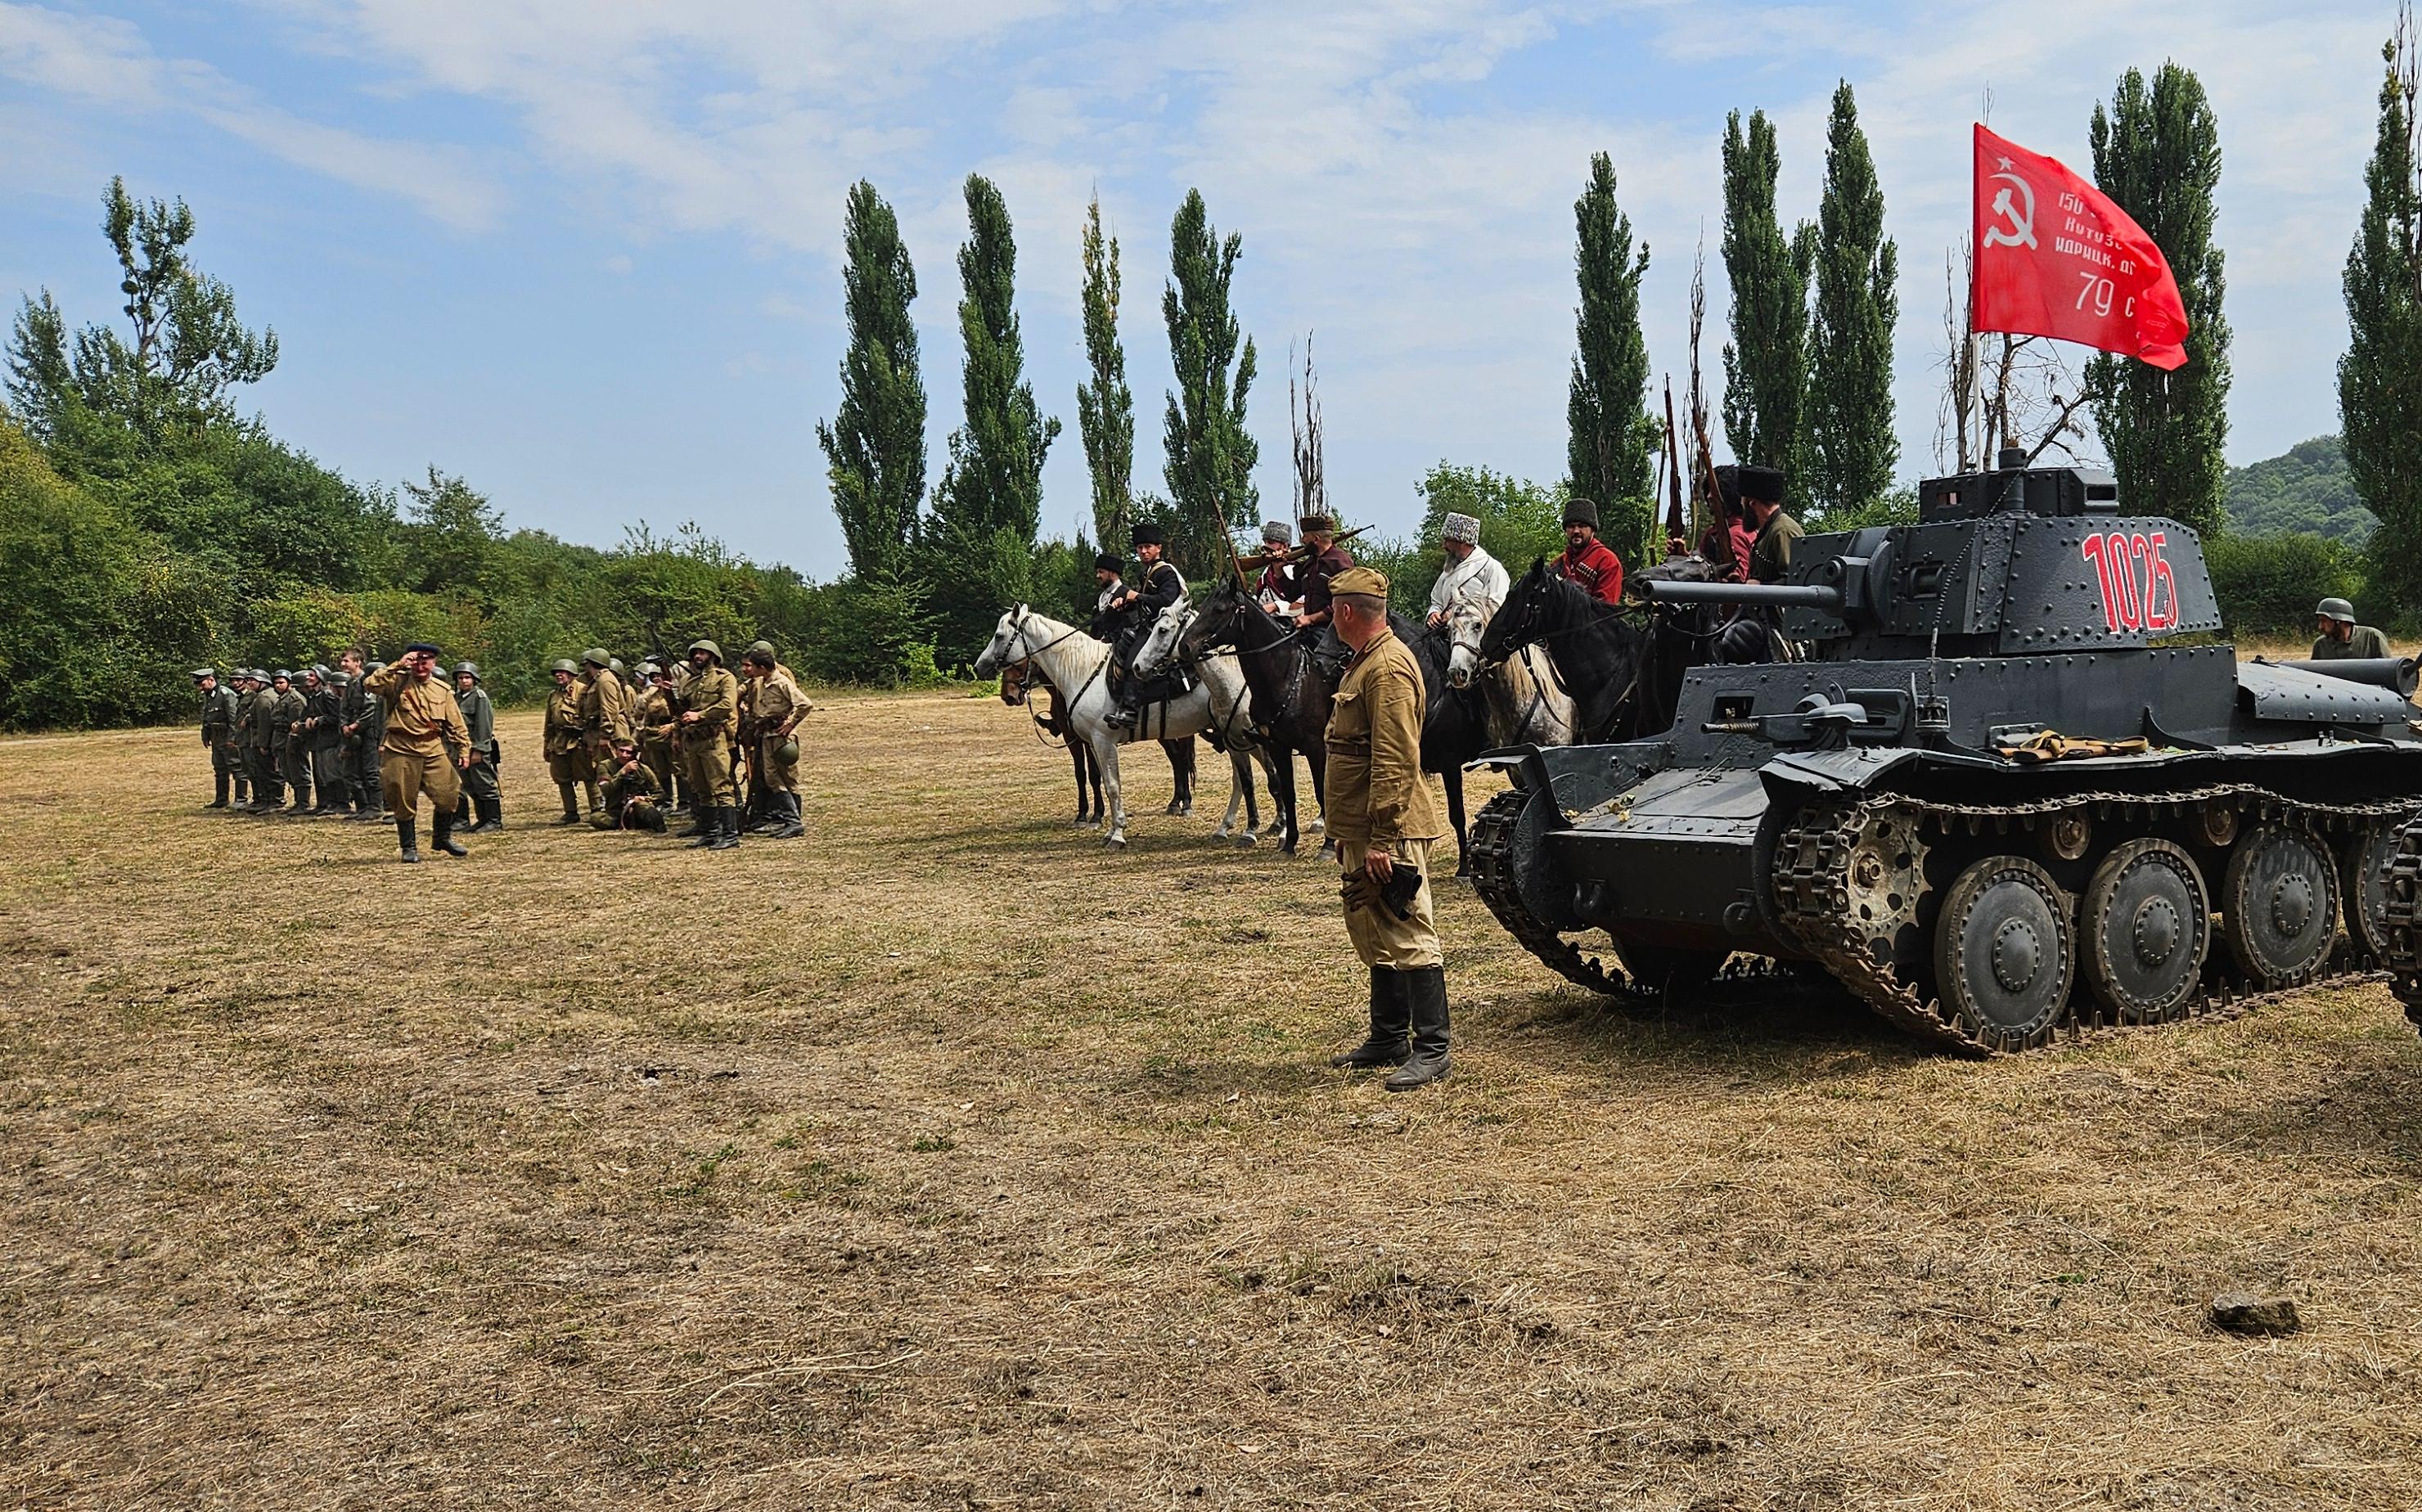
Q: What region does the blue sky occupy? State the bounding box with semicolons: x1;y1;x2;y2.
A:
0;0;2397;578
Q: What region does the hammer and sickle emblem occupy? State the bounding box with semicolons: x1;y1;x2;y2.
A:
1983;169;2037;250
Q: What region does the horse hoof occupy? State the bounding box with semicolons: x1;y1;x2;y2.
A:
1104;835;1128;850
1234;833;1258;849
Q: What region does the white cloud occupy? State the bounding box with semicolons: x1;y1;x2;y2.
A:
0;2;503;227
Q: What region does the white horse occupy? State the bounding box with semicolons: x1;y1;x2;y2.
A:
974;605;1267;849
1444;596;1576;748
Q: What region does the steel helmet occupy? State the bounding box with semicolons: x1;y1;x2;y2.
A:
748;639;777;659
778;737;800;764
454;661;481;681
689;639;723;663
2316;597;2356;623
551;658;578;675
637;661;660;679
583;647;611;668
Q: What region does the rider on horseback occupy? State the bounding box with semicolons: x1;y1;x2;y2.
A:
1425;511;1508;626
1104;522;1187;731
1254;519;1298;613
1295;513;1357;681
1555;497;1626;606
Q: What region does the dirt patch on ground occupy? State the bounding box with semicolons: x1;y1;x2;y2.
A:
4;692;2420;1509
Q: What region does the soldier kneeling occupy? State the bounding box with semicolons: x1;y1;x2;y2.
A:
593;739;668;832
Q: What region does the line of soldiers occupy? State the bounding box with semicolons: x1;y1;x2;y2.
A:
194;637;810;860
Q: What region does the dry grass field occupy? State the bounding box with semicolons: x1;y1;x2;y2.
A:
6;692;2422;1510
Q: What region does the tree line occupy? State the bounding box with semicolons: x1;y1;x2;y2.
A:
10;37;2422;731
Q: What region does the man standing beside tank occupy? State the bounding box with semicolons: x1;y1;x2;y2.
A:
453;661;503;832
2312;598;2392;662
364;643;472;864
543;658;595;824
1740;466;1800;586
195;668;239;809
678;639;742;851
1321;565;1452;1092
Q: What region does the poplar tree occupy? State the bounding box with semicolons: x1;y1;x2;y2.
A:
1567;151;1655;563
1075;193;1135;551
2087;65;2231;536
2341;32;2422;613
1719;110;1807;482
1163;189;1258;569
1802;83;1898;519
933;173;1060;545
817;180;925;582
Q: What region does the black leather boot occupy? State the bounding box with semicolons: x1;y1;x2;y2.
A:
469;795;502;834
767;791;804;840
398;817;421;863
1384;966;1452;1091
708;804;741;851
1330;967;1411;1069
690;803;723;848
432;811;468;857
556;783;583;825
209;771;230;808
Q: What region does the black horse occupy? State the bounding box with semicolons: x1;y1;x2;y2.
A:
1480;557;1762;744
1403;617;1492;875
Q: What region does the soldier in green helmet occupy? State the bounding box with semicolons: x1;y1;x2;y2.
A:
678;639;742;850
243;671;283;812
453;661;503;832
542;657;596;821
740;646;810;839
270;670;310;815
2312;597;2392;662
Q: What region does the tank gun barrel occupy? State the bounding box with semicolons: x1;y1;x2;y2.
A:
2272;656;2420;700
1638;579;1846;612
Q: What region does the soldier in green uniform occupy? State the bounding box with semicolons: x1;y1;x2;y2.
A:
2312;597;2392;661
453;661;503;832
678;639;742;851
543;659;596;823
1321;565;1453;1091
1740;465;1800;585
303;666;349;815
270;670;311;815
338;650;389;821
195;668;240;809
243;671;283;812
740;646;812;839
592;737;667;831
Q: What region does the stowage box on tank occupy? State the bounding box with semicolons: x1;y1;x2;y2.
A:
1466;452;2422;1054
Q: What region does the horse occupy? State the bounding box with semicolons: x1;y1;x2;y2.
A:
973;606;1266;849
1443;597;1576;747
1479;557;1767;744
999;654;1267;844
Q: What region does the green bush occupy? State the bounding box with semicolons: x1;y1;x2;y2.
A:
2205;531;2366;637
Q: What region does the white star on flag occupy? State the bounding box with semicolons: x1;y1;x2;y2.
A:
1997;155;2014;170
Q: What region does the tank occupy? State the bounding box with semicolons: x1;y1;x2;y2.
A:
1467;451;2422;1055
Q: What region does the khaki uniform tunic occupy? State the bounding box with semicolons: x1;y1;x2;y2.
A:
748;671;813;793
363;661;470;818
1749;510;1803;584
578;667;635;752
634;686;678;795
1324;625;1445;970
544;677;596;795
680;663;742;807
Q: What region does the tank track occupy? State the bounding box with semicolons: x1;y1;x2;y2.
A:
1776;784;2415;1056
2385;812;2422;1037
1466;788;1803;1012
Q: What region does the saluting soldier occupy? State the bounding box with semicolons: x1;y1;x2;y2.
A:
543;658;596;823
678;639;743;851
453;661;503;832
1554;498;1625;605
2312;597;2392;661
1321;565;1452;1091
363;643;473;863
741;646;812;840
196;668;240;809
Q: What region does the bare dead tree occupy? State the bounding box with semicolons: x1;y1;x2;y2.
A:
1289;333;1326;524
1938;236;2090;471
1686;232;1712;544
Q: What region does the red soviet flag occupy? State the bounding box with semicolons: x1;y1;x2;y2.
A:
1970;123;2189;370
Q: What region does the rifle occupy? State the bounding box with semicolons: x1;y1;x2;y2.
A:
1237;523;1372;574
1661;380;1687;551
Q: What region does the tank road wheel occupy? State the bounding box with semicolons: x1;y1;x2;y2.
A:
2221;825;2339;989
1613;940;1727;996
2079;839;2211;1025
2341;820;2409;962
1932;857;2076;1047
